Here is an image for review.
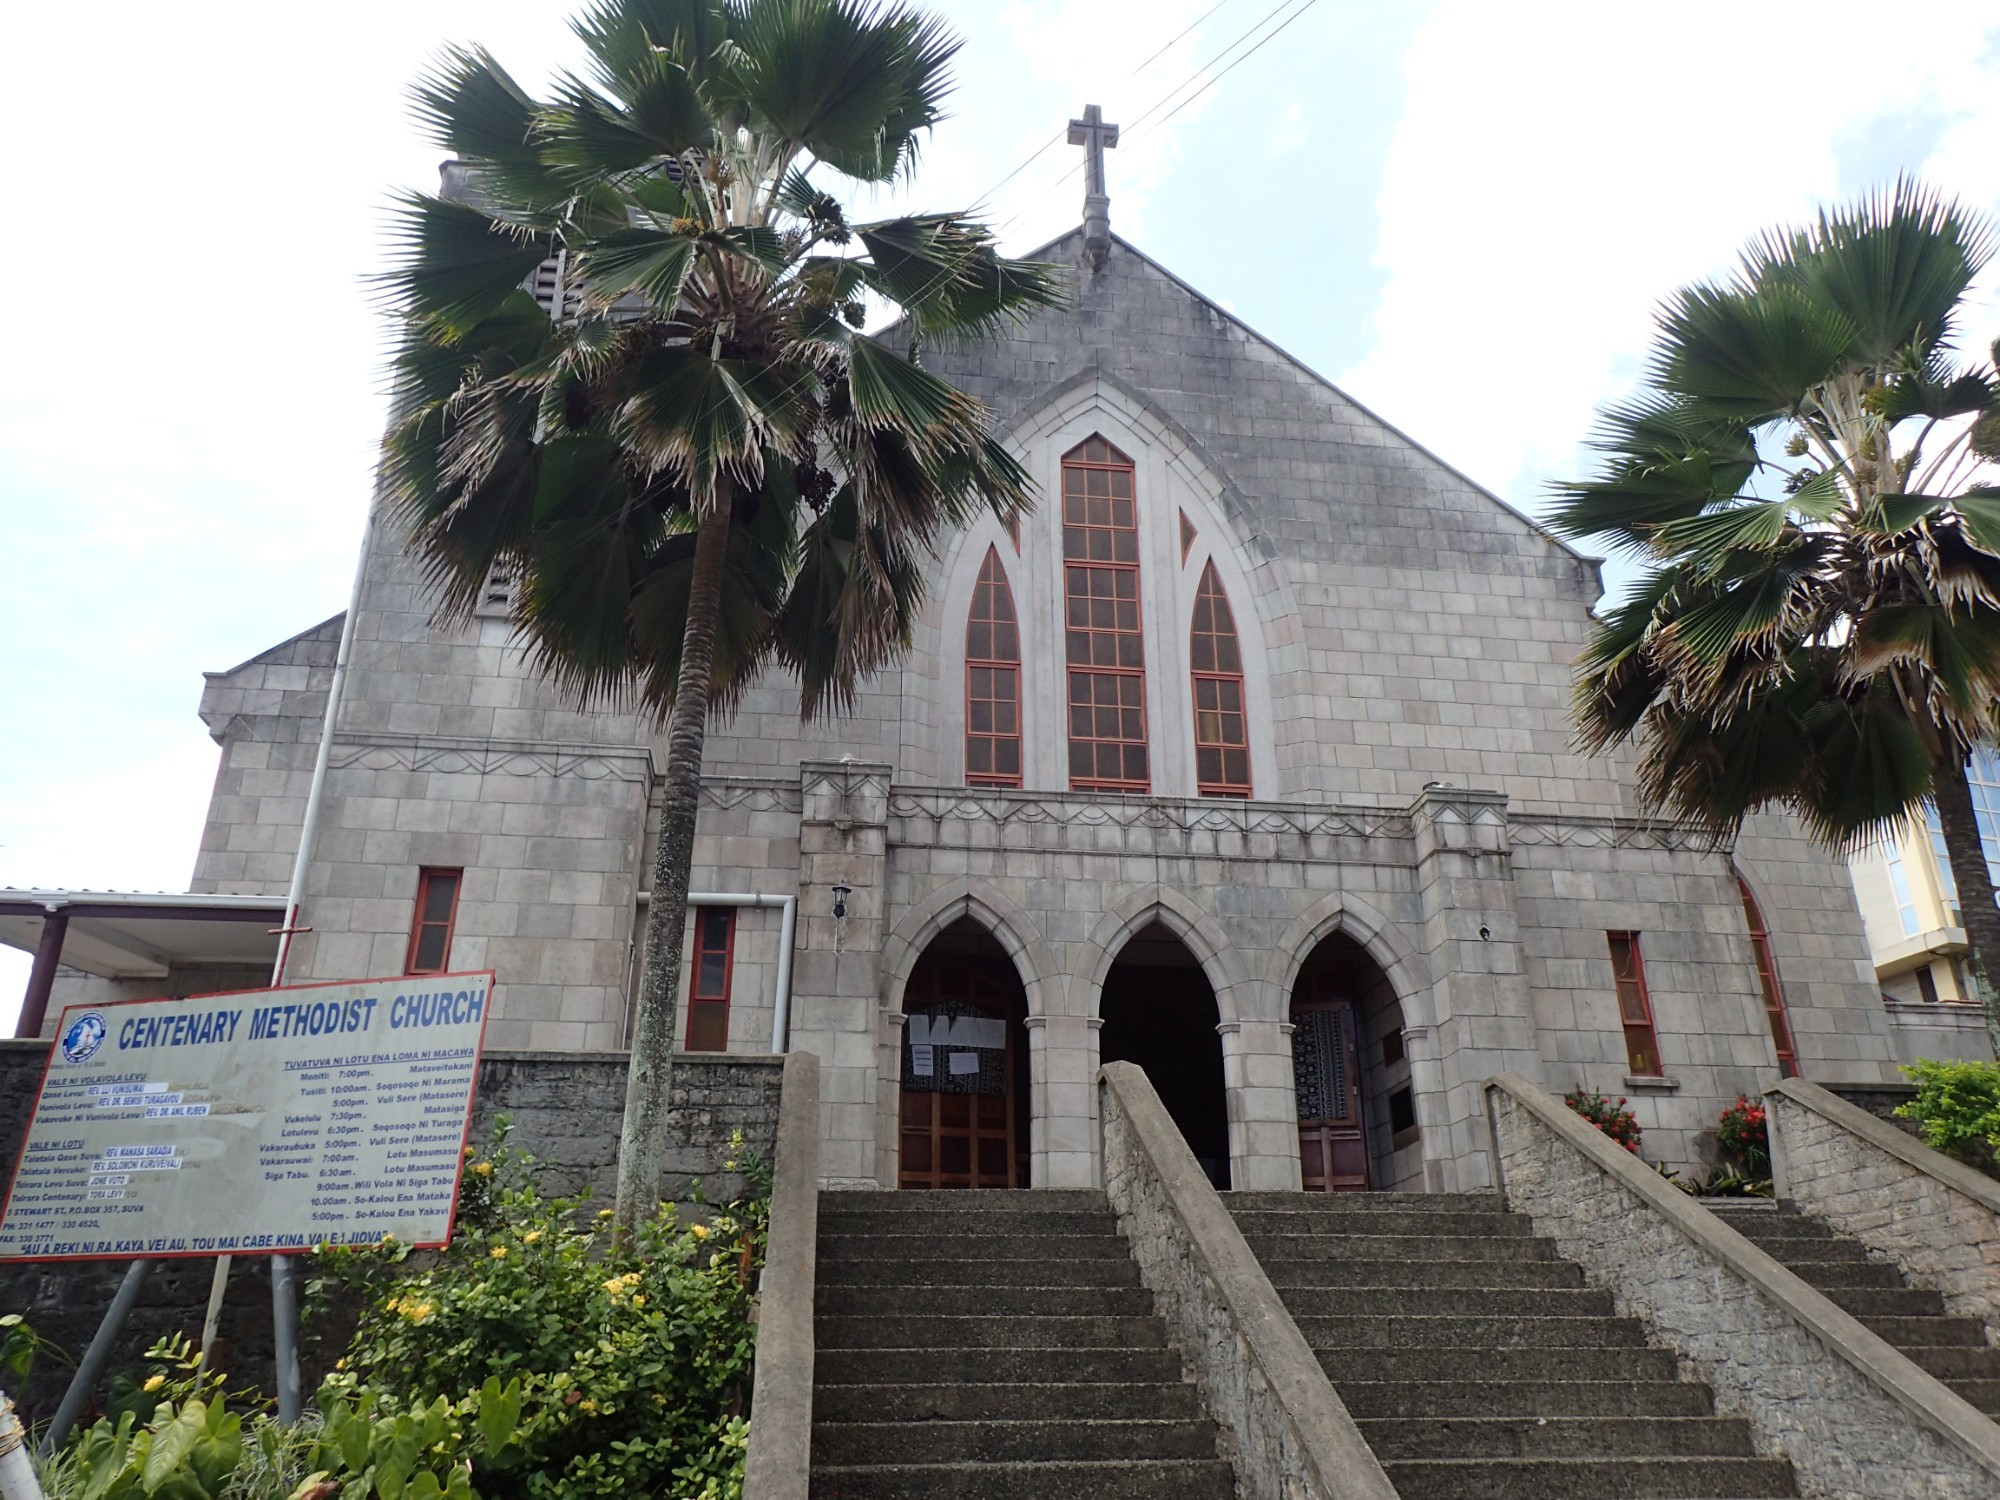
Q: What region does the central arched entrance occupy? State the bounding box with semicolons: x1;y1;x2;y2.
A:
898;919;1031;1189
1291;932;1417;1191
1099;921;1230;1188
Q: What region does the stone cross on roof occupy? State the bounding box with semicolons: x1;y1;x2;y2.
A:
1068;103;1119;271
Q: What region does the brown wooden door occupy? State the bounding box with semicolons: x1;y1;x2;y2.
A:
899;960;1020;1189
1292;993;1369;1192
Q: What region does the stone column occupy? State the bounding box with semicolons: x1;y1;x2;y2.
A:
1219;1016;1304;1190
1027;1014;1099;1188
1408;786;1543;1190
789;760;891;1188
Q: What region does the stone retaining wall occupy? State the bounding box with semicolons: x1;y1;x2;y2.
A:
0;1042;781;1425
1769;1079;2000;1347
1486;1073;2000;1499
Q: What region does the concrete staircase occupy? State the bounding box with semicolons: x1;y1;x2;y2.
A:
1226;1190;1798;1499
1707;1199;2000;1417
809;1189;1233;1498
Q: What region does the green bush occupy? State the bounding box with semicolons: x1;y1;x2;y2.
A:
1896;1058;2000;1161
308;1130;760;1500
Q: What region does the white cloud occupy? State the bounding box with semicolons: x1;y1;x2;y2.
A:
1271;101;1308;157
1340;1;2000;545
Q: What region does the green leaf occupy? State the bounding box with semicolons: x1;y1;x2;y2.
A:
1864;491;1948;535
140;1401;203;1496
382;194;551;338
1952;488;2000;554
577;227;697;308
1653;280;1857;420
410;46;564;209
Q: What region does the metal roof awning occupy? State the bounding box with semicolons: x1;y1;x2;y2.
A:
0;889;285;989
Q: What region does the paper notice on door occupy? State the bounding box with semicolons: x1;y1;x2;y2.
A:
947;1050;980;1076
905;1015;935;1047
940;1016;1006;1050
909;1044;934;1077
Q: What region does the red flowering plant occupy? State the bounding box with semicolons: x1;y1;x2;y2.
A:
1715;1097;1771;1177
1564;1088;1642;1153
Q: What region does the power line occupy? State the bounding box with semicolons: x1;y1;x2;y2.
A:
1128;0;1238;77
1138;0;1319;140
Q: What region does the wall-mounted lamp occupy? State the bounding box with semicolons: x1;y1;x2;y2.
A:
831;880;852;921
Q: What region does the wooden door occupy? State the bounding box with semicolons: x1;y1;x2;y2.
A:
1292;992;1368;1192
899;960;1019;1190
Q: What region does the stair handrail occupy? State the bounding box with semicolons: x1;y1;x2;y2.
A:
742;1050;820;1500
1766;1076;2000;1343
1099;1061;1400;1500
1485;1071;2000;1497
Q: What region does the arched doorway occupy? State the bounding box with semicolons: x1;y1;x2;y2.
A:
1099;922;1230;1188
1291;933;1418;1192
898;919;1031;1189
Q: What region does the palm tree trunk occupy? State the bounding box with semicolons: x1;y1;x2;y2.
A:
613;494;733;1242
1928;749;2000;1059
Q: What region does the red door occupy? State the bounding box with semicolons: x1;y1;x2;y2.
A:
899;959;1021;1189
1292;989;1369;1192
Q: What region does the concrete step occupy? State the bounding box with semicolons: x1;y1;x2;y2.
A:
815;1345;1187;1385
1380;1455;1795;1499
1244;1233;1552;1262
814;1314;1166;1349
1326;1344;1682;1383
1275;1285;1614;1319
1264;1257;1586;1290
1292;1313;1648;1350
819;1284;1155;1317
1949;1379;2000;1414
1335;1379;1720;1420
1228;1208;1533;1237
820;1208;1118;1236
811;1418;1220;1465
806;1459;1236;1499
1355;1414;1760;1459
826;1189;1108;1212
1900;1345;2000;1381
819;1233;1134;1261
1224;1191;1503;1213
813;1381;1206;1424
1819;1286;1949;1318
818;1256;1142;1288
1858;1314;1990;1348
1780;1258;1905;1289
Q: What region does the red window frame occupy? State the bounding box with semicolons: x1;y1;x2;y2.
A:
1607;932;1662;1076
965;546;1023;788
404;867;463;976
1189;561;1252;797
1737;876;1798;1077
1062;436;1150;793
684;906;737;1052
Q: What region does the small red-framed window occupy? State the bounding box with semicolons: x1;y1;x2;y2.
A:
1607;932;1662;1076
1190;561;1252;797
405;868;463;975
684;906;736;1052
966;546;1023;788
1737;876;1798;1077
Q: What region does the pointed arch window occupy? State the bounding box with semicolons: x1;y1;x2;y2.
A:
1190;562;1252;796
965;547;1022;787
1737;875;1798;1077
1063;437;1149;792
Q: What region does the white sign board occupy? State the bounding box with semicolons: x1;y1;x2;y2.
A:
0;972;495;1262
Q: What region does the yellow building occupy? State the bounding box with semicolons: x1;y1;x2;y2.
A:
1847;751;2000;1063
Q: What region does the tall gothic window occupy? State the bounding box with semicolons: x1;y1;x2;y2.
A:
1736;876;1798;1077
1190;562;1251;796
965;547;1023;787
1063;437;1149;791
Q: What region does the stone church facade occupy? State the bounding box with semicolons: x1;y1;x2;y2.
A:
169;223;1907;1196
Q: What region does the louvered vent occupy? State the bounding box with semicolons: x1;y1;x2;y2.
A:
525;254;584;320
473;560;519;619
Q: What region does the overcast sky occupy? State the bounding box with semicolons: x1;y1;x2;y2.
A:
4;0;1999;1028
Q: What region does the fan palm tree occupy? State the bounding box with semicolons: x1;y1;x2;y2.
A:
379;0;1062;1235
1550;181;2000;1058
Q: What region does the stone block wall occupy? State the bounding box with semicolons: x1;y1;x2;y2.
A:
1488;1077;2000;1499
0;1043;781;1426
1769;1080;2000;1345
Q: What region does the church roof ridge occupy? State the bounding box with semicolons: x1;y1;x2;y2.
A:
203;612;345;681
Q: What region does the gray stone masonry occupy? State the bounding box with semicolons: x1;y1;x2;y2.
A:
741;1052;818;1500
1769;1079;2000;1347
1099;1062;1400;1500
1486;1073;2000;1499
0;1042;778;1422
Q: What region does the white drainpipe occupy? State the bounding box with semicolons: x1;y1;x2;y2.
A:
638;890;799;1053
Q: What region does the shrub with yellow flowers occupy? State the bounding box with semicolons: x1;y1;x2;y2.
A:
308;1120;763;1500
